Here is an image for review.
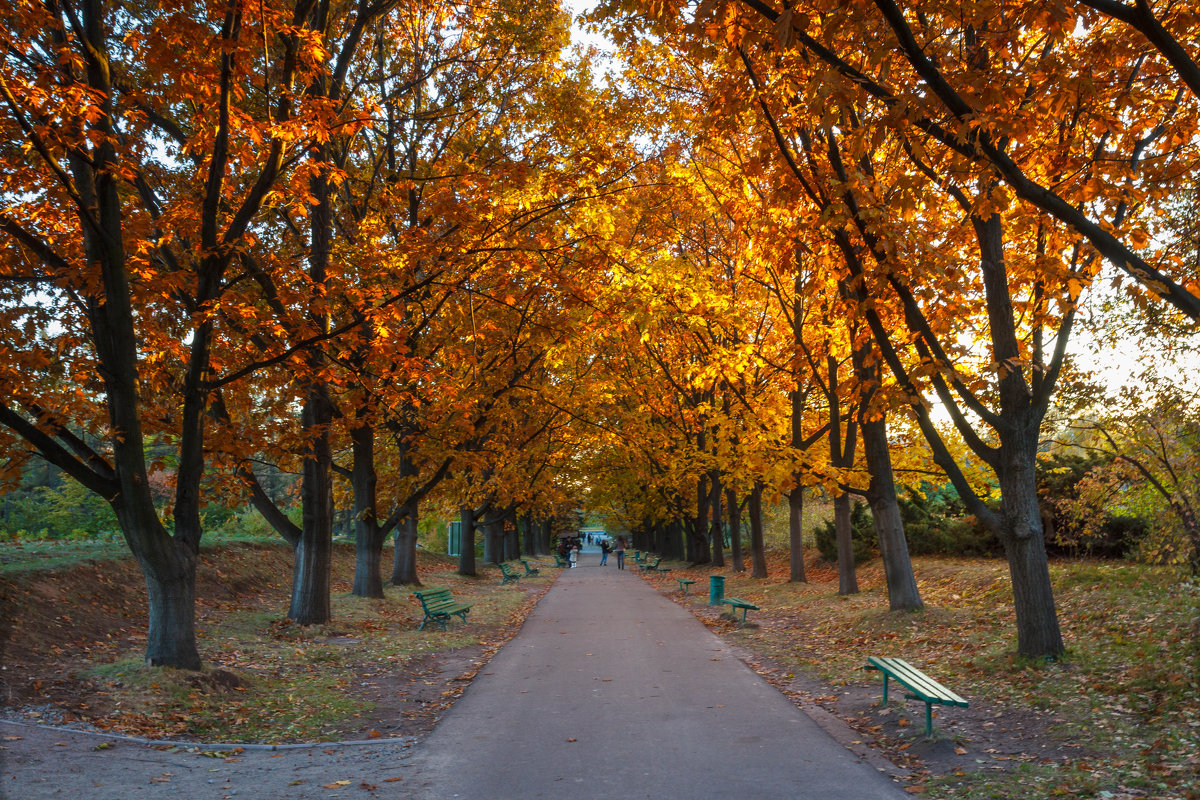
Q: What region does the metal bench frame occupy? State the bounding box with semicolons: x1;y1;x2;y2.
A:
865;656;969;736
721;597;759;623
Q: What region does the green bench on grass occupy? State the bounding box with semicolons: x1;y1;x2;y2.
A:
721;597;759;623
676;578;695;594
639;556;671;573
521;559;540;576
412;587;472;631
865;656;969;736
499;562;522;585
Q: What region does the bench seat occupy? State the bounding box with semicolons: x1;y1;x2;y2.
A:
721;597;759;623
865;656;968;736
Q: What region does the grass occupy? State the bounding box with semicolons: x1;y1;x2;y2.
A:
0;538;132;574
1;540;554;744
642;552;1200;800
0;529;282;575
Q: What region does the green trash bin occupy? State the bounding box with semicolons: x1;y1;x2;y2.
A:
709;575;725;606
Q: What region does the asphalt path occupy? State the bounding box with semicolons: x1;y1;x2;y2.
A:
400;551;908;799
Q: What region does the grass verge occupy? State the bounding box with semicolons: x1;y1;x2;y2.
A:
640;551;1199;800
1;540;555;744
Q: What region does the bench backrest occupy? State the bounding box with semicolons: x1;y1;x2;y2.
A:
414;587;454;607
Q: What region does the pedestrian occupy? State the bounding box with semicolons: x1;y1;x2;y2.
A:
569;543;578;568
599;538;610;566
615;536;626;570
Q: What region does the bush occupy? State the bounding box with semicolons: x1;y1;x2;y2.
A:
813;500;877;563
1037;451;1152;559
898;488;999;556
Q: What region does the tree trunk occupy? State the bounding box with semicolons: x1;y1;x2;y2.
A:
788;269;812;584
834;493;859;595
827;353;859;596
290;385;334;624
522;515;536;556
788;486;807;582
726;487;744;572
504;507;520;561
997;439;1064;657
391;504;421;586
665;519;685;560
133;536;202;669
978;214;1064;658
710;470;725;567
861;414;923;611
483;514;497;564
748;482;767;578
351;423;385;599
458;505;477;576
692;472;712;564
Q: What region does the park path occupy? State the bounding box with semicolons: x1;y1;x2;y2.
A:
1;551;908;799
399;551;908;799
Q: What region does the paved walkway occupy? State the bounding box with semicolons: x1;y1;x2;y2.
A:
400;552;907;799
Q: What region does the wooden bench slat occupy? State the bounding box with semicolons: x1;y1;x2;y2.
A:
865;656;968;737
868;657;967;706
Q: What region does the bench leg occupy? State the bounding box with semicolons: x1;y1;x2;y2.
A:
881;674;890;706
924;703;933;737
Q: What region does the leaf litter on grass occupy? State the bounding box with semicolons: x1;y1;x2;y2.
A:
1;542;554;745
639;552;1199;800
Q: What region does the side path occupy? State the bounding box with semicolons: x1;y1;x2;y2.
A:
400;552;908;799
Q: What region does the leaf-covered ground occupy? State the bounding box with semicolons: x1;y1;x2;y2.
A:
639;552;1200;800
0;540;551;744
2;542;1196;800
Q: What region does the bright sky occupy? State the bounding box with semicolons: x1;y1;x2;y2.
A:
563;0;612;51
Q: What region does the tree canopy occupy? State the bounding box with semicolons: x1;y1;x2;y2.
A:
2;0;1197;666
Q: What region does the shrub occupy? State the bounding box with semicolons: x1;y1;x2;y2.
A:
813;500;877;563
898;488;999;556
1037;451;1152;558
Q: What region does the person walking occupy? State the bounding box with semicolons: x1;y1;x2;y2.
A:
568;543;578;568
615;536;627;570
599;538;611;566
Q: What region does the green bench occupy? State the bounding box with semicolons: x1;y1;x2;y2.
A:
676;578;695;594
865;656;969;736
499;562;522;585
721;597;759;623
412;587;472;631
640;556;671;573
521;559;540;576
554;554;569;568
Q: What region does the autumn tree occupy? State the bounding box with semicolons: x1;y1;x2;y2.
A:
0;0;367;667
